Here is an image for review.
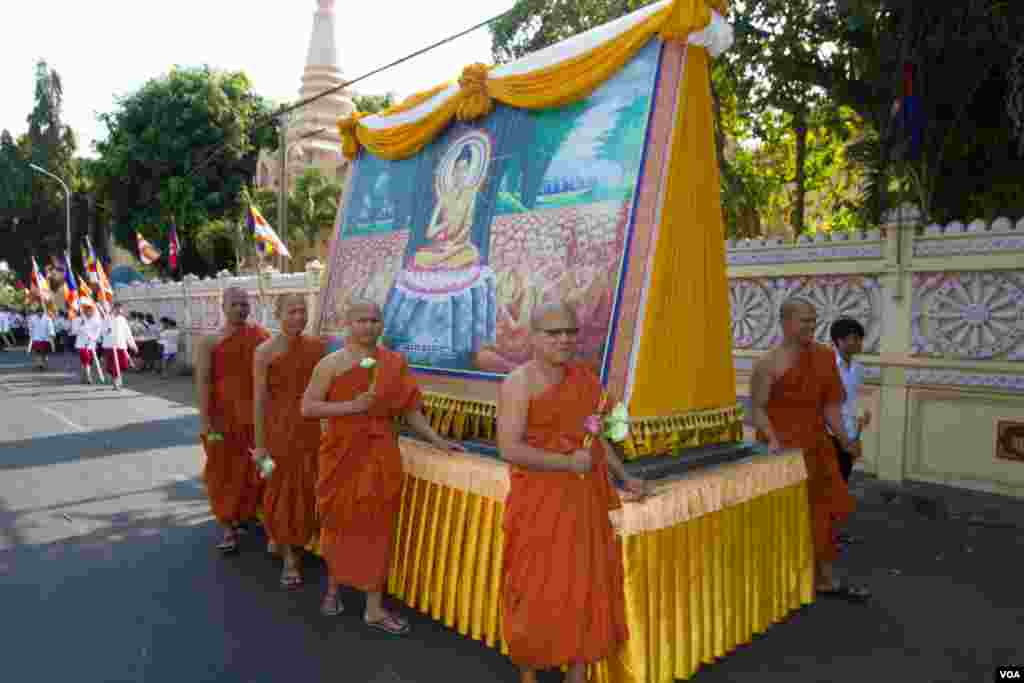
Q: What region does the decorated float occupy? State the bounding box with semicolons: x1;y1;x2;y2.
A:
316;1;813;680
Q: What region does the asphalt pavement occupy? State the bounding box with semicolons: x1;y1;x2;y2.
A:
1;349;1020;683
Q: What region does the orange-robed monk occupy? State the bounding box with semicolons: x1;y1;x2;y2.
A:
751;298;871;602
301;299;462;634
497;303;648;683
194;286;271;553
252;293;327;589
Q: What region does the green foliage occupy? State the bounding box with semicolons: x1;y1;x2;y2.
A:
495;191;528;215
0;60;81;282
0;282;29;309
91;65;277;276
595;96;650;186
490;0;1024;234
489;0;654;63
290;167;343;247
353;94;395;114
192;219;239;268
516;100;593;209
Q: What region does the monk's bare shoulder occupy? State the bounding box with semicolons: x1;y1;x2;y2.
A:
314;348;355;379
753;347;785;380
194;331;221;357
501;363;532;392
254;335;274;358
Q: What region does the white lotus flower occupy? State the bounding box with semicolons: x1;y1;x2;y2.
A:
605;421;630;443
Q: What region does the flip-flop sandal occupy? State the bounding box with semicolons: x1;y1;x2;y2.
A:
364;613;410;636
216;534;239;554
817;582;871;603
280;571;303;590
320;592;344;616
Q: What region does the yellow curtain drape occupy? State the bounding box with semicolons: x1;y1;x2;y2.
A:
628;45;735;417
386;477;812;683
337;0;726;161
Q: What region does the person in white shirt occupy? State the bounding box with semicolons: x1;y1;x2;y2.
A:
830;317;872;546
55;311;71;353
73;299;105;384
28;307;56;370
101;303;137;390
0;308;16;349
158;317;180;378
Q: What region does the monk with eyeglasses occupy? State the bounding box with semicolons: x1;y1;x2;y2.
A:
497;303;648;683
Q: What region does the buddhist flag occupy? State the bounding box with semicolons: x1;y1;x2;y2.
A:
168;220;181;271
63;252;80;318
83;236;100;284
78;275;93;301
31;256;51;302
137;232;162;265
248;205;290;258
96;262;114;306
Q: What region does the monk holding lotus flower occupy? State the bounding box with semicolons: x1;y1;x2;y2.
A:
195;286;271;553
252;293;326;589
497;303;647;683
301;299;462;634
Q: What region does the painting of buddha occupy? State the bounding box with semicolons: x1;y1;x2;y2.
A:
410;146;484;271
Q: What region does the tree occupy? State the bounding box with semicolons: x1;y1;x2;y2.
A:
91;65;277;276
353;94;395;114
289;167;342;248
489;0;654;63
0;61;81;282
595;95;650;187
730;0;1024;223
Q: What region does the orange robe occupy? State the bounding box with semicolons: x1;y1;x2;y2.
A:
261;335;326;547
501;362;628;670
201;323;271;525
758;343;853;563
317;348;421;592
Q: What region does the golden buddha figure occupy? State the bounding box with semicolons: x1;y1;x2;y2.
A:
411;146;485;271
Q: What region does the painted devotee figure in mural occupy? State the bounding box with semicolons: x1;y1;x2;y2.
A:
382;131;498;369
474;262;616;373
497;303;647;683
409;146;484;271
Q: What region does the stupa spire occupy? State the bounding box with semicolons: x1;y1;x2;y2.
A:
296;0;353;143
305;0;341;73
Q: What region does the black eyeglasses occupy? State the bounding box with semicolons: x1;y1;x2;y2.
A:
539;328;579;337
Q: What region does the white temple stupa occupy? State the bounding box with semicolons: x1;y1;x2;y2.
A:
255;0;355;193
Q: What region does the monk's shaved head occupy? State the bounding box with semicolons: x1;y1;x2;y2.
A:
223;286;248;307
780;298;815;322
275;292;307;318
530;303;578;332
345;297;381;322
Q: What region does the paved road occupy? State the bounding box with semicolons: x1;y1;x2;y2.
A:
1;350;1021;683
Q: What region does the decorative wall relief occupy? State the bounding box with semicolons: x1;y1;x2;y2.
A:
730;275;882;352
726;231;884;266
911;271;1024;361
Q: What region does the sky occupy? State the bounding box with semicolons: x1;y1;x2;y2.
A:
1;0;516;157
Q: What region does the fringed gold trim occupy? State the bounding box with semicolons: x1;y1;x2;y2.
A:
419;392;498;442
620;403;745;460
418;392;743;461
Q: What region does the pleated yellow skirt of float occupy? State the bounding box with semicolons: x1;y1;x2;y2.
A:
378;441;815;683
